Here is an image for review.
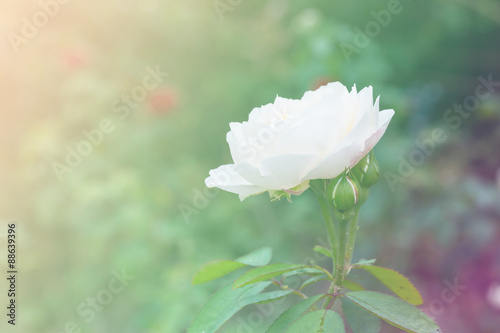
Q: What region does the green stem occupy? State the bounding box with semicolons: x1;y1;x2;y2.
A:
317;195;337;278
346;208;361;270
321;295;333;309
272;279;308;299
336;220;349;286
321;283;336;309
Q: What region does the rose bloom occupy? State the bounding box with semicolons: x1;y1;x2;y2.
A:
205;82;394;200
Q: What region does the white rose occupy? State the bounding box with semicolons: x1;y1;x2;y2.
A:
205;82;394;200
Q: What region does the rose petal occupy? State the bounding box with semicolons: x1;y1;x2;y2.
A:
301;108;394;181
237;153;319;190
205;164;266;199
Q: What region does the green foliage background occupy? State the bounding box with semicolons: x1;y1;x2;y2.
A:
1;0;499;332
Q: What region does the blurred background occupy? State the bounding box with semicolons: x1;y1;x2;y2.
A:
0;0;499;332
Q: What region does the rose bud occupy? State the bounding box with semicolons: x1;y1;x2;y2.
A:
327;172;360;218
352;150;379;188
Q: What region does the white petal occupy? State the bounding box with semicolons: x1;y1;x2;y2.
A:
301;108;394;181
237;153;319;190
302;81;349;105
226;120;280;164
300;142;362;180
261;113;345;158
205;164;266;199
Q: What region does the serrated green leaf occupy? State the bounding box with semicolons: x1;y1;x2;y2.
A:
286;309;345;333
313;245;333;258
282;267;325;279
266;294;326;333
357;265;423;305
192;247;272;284
299;275;329;290
233;263;307;289
352;258;377;267
243;290;293;305
188;281;291;333
343;291;441;333
342;298;380;333
236;247;273;266
343;279;365;291
193;260;247;284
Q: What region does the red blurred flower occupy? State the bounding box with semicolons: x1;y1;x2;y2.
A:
61;44;94;70
148;87;179;115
